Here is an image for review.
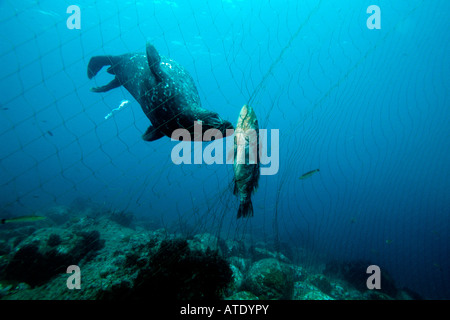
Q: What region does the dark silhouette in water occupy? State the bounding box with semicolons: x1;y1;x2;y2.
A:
299;168;320;180
88;42;233;142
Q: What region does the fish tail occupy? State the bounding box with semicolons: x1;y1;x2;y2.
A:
237;199;253;218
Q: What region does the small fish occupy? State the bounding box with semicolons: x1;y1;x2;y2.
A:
1;215;46;224
233;104;260;218
299;168;320;180
385;239;393;244
1;107;8;110
47;130;54;136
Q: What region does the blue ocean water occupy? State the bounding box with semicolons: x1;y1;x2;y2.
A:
0;0;448;300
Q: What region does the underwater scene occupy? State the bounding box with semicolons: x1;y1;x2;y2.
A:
0;0;449;303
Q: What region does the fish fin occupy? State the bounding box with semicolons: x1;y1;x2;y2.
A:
237;200;253;219
142;125;165;141
90;77;121;93
146;42;163;83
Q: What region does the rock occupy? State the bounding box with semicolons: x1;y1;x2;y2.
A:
293;281;317;299
0;240;10;255
329;281;346;299
99;265;118;278
228;256;251;273
46;234;62;247
0;283;13;298
244;258;294;299
0;228;104;287
127;238;232;300
250;246;291;264
324;259;399;298
288;264;306;282
226;291;259;300
109;210;134;228
363;290;393;300
0;214;161;300
226;264;244;296
307;274;332;295
224;239;245;257
0;281;30;298
344;289;364;300
40;205;73;225
396;288;423;300
293;281;334;300
187;233;221;253
303;291;334;300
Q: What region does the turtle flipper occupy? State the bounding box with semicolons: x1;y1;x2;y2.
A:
142;125;165;141
146;42;163;83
